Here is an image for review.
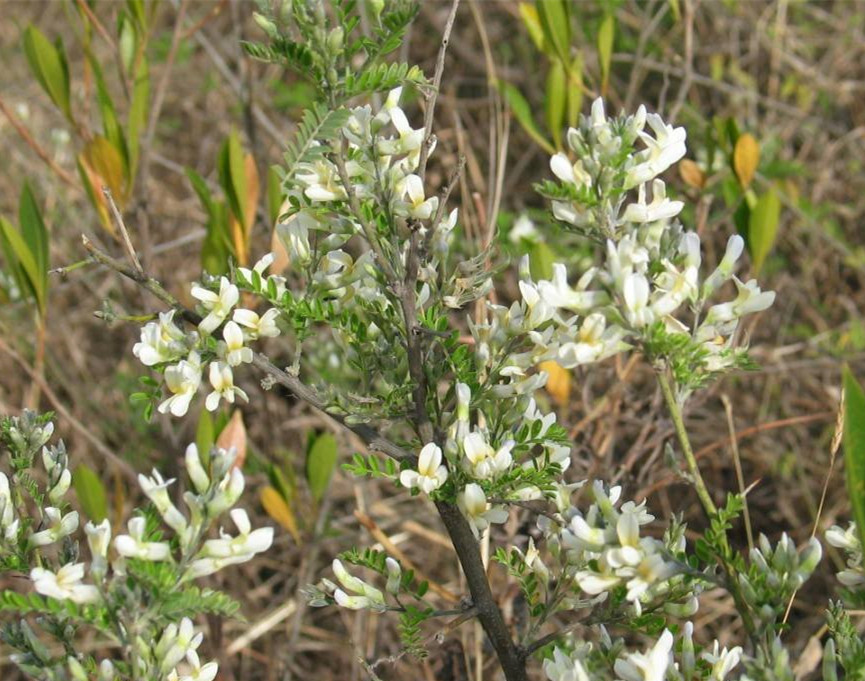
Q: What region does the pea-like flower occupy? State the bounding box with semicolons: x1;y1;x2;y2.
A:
613;629;673;681
133;310;188;367
233;307;280;340
461;432;513;480
114;517;172;561
205;362;248;411
221;321;253;367
139;469;188;537
192;277;239;334
30;506;78;546
331;558;386;611
30;563;99;604
158;353;202;418
399;443;448;494
458;484;508;539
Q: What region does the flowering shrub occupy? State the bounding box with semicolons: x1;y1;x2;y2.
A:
0;411;271;680
2;1;863;680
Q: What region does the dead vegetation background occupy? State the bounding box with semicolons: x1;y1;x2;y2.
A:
1;1;864;679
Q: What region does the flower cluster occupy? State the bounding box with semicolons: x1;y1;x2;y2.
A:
133;263;282;417
508;99;776;391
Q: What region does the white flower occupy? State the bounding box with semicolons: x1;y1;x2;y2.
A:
85;519;111;578
462;432;513;479
704;277;775;325
625;113;687;189
192;277;239;334
30;507;78;546
557;313;627;367
156;617;203;674
701;642;743;680
331;558;385;610
139;469;188;536
236;252;274;284
458;483;508;539
614;629;673;681
276;211;315;266
622;180;683;224
385;557;402;595
175;649;218;681
519;280;555;329
184;444;210;494
201;508;273;559
400;443;448;493
510;214;540;244
0;472;18;540
396;174;438;220
158;353;203;417
622;273;654;327
387;106;425;157
221;321;253;366
296;159;346;202
550;152;592;191
538;264;607;313
205;361;248;411
133;310;187;366
543;647;590;681
30;563;99;604
702;234;744;297
233;307;280;339
114;517;172;561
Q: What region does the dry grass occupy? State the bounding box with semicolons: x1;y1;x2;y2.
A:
1;1;864;679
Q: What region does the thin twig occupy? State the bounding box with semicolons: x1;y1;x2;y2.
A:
102;188;145;279
721;394;753;551
417;0;461;181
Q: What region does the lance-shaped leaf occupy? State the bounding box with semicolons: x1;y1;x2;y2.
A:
497;81;554;155
306;433;338;503
748;186;781;274
843;367;865;554
23;25;72;120
73;464;108;523
597;13;616;96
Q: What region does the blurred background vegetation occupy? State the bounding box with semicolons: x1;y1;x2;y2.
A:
1;1;864;679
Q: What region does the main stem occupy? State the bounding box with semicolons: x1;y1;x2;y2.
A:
657;371;717;517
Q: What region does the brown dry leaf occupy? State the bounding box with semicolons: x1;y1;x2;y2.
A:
679;159;706;189
216;409;247;469
733;133;760;188
260;486;301;543
270;226;289;275
540;360;571;406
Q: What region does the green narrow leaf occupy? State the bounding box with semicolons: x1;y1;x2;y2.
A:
73;464;108;522
87;52;129;181
748;187;781;274
267;165;283;226
843;367;865;554
536;0;571;62
128;55;150;178
0;215;43;313
497;81;555;155
305;433;338;503
566;53;584;128
518;3;546;52
545;59;567;148
219;128;248;227
196;408;214;457
529;241;554;281
597;13;616;96
18;182;49;311
22;25;72;120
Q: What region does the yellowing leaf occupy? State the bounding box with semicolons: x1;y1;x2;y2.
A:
540;360;571;406
79;136;128;234
216;409;247;469
260;486;300;543
518;3;546;52
733;133;760;188
270;226;289;275
679;159;706;189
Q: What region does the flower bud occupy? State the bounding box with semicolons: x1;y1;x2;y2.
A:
385;557;401;595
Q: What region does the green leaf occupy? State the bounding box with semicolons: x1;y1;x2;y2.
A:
545;59;566;147
86;52;129;181
127;55;150;179
18;183;49;313
497;81;554;155
219;128;248;228
518;3;546;52
22;25;72;120
0;215;43;314
597;13;616;96
267;165;283;226
281;104;351;185
196;407;215;457
748;186;781;274
529;241;554;280
73;464;108;522
305;433;338;503
843;367;865;555
566;52;584;128
536;0;571;63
